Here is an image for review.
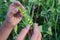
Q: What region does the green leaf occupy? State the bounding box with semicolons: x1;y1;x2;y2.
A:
39;25;43;32
14;25;18;34
47;26;52;35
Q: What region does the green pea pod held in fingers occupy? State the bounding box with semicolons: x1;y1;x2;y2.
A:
17;7;33;26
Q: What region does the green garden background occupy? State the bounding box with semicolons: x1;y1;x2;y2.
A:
0;0;60;40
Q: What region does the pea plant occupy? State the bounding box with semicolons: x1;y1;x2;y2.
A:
0;0;60;40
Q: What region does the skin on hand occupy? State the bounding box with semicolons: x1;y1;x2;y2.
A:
0;1;25;40
0;1;42;40
6;1;42;40
16;24;30;40
6;1;25;26
30;23;42;40
16;23;42;40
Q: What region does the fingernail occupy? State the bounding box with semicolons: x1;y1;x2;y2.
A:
34;23;36;24
15;8;18;11
26;24;30;29
34;23;38;26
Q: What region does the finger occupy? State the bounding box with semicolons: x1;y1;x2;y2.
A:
34;23;42;40
34;23;39;34
30;23;39;40
7;8;18;17
12;8;18;14
10;1;25;10
8;1;25;17
16;24;30;40
14;1;25;10
37;33;42;40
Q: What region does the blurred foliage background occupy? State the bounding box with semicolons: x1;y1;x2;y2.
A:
0;0;60;40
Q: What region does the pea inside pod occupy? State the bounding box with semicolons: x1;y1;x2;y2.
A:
17;7;33;26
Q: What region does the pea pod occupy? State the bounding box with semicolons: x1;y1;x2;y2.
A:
17;7;33;26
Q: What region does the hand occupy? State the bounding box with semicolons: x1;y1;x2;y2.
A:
0;1;25;40
16;23;42;40
30;23;42;40
5;1;25;26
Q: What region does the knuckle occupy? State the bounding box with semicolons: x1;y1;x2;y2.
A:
21;29;26;32
34;33;38;37
16;1;20;3
34;32;39;35
9;3;14;7
14;1;20;5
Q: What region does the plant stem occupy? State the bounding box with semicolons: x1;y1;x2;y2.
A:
55;14;58;40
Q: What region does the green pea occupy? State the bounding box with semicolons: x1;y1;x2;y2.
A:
17;7;25;15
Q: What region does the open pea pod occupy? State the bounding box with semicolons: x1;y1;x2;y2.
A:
17;7;33;26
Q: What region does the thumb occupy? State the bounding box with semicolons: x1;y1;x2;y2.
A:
16;24;30;40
